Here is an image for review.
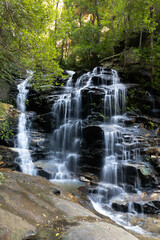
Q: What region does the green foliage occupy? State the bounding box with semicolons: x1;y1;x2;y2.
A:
1;0;160;88
126;88;151;113
0;103;5;117
31;70;65;90
0;119;14;140
146;156;151;162
0;0;63;84
144;121;155;130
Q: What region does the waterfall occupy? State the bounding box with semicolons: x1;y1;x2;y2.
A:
13;67;159;236
15;71;36;175
50;70;82;180
49;67;135;187
48;66;144;232
85;67;147;233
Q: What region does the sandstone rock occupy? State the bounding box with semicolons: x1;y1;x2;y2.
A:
145;147;160;155
0;171;140;240
62;221;138;240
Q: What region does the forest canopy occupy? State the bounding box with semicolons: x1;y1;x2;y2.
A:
0;0;160;88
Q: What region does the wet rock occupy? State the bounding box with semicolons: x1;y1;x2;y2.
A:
92;76;112;86
79;173;98;182
120;184;137;194
118;163;157;187
93;66;112;75
123;119;136;126
28;86;64;114
81;87;105;119
82;126;104;145
33;112;56;132
72;71;86;83
79;126;105;173
150;155;160;171
135;201;160;214
37;168;52;180
112;202;129;212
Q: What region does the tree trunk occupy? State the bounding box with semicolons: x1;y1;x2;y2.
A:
123;15;128;67
59;38;65;65
92;13;96;44
55;0;60;48
139;27;143;49
95;0;101;44
150;5;155;87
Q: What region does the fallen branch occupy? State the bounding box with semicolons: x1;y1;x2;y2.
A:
100;52;123;63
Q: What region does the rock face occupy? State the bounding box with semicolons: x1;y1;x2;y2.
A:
79;126;105;174
81;87;105;119
0;171;139;240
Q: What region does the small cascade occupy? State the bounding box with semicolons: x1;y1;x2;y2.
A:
88;67;147;231
15;71;36;175
50;70;82;180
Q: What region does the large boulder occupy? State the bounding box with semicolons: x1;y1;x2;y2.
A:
0;171;139;240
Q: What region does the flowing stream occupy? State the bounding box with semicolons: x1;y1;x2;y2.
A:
15;71;36;175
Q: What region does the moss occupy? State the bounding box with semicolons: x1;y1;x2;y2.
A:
0;102;15;120
126;88;151;114
139;166;152;177
0;102;18;141
0;173;4;183
0;103;6;118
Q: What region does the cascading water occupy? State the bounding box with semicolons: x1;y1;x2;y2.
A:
48;66;148;233
49;68;126;181
15;71;36;175
87;67;147;233
49;70;83;180
48;68;142;191
14;67;159;237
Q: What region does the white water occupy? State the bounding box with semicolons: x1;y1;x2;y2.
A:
49;68;142;190
16;71;36;175
50;66;148;234
49;68;125;180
